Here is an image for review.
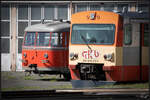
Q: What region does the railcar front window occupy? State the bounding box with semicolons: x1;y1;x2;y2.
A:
71;24;115;44
36;32;50;46
24;32;36;46
51;33;63;47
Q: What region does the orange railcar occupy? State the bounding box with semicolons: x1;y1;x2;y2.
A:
69;11;149;82
22;20;71;80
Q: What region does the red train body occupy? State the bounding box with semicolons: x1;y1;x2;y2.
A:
22;20;70;80
68;11;149;82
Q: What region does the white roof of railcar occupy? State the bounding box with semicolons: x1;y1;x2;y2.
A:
25;21;70;32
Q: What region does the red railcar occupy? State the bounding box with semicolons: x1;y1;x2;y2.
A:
22;20;70;80
69;11;149;82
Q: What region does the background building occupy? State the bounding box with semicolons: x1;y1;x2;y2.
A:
1;0;149;71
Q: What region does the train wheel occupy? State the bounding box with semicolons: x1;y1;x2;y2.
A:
63;73;71;81
25;70;32;76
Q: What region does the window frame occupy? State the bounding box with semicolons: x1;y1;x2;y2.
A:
124;24;132;45
1;4;11;53
23;32;36;46
143;23;149;46
36;32;51;47
17;5;30;53
50;32;63;47
137;4;149;13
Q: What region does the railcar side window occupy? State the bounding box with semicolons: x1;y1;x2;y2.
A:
36;32;50;46
24;32;36;46
65;32;69;46
124;24;132;45
144;24;149;46
51;33;63;47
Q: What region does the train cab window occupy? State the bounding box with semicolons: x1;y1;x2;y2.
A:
51;33;63;47
124;24;132;45
24;32;36;46
36;32;50;46
71;24;115;45
143;24;149;46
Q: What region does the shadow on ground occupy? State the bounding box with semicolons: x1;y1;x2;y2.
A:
33;78;68;82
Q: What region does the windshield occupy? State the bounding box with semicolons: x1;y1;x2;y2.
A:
24;32;63;47
36;32;50;46
71;24;115;45
24;32;36;46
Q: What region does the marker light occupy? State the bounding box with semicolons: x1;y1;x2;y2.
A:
70;53;78;60
104;53;114;61
44;53;48;58
90;13;96;20
23;53;27;58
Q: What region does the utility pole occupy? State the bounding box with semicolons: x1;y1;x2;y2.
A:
10;5;17;71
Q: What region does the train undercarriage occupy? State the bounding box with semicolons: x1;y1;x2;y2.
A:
24;64;71;80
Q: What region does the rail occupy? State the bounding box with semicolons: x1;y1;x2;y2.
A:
1;89;149;99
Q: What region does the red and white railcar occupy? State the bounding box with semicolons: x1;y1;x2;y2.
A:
69;11;149;82
22;20;70;80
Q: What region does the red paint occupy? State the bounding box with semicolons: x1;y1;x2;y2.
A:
103;66;114;71
68;65;148;81
22;32;69;71
22;49;68;68
141;65;149;81
69;65;76;69
104;66;148;82
69;65;81;80
116;16;123;47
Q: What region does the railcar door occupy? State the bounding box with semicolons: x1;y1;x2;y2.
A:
63;32;69;68
123;21;149;81
123;21;141;81
35;32;51;67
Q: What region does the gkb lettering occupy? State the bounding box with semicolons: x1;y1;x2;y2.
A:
82;50;99;59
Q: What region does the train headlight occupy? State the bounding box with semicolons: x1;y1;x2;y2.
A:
104;53;114;62
70;53;78;60
44;53;48;58
23;53;27;58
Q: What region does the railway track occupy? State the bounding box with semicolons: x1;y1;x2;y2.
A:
1;89;149;99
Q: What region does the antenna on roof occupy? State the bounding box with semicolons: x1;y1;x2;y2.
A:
41;19;45;24
53;19;63;22
66;21;70;23
59;19;63;22
122;6;128;13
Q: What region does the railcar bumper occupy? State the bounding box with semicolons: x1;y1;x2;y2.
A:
103;66;115;71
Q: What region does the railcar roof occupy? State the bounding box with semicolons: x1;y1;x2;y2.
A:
25;21;70;32
120;12;149;19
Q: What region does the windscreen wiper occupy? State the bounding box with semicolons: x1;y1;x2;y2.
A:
80;34;92;50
